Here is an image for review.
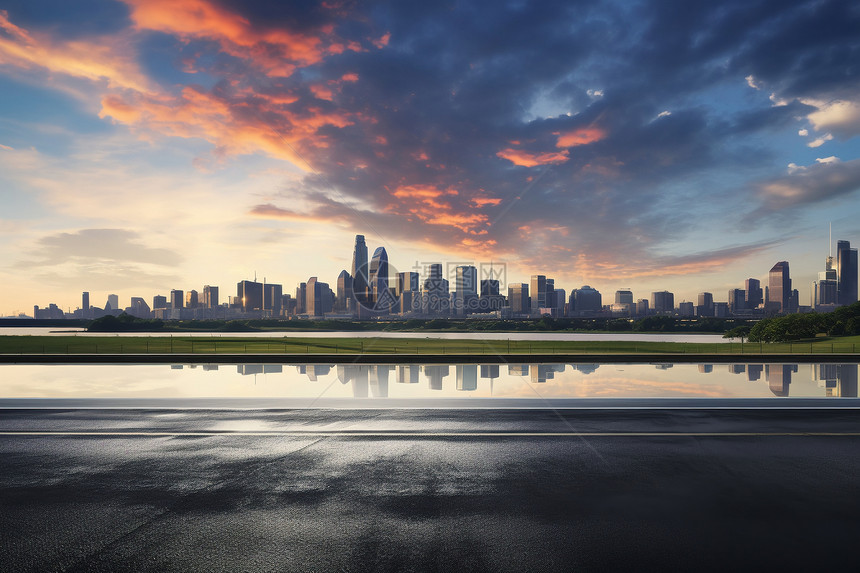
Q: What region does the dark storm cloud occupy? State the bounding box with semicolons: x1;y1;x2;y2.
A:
12;0;850;277
1;0;131;38
238;0;856;276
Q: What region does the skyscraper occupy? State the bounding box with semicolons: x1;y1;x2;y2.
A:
530;275;546;313
572;285;602;314
203;285;219;309
185;290;198;309
396;271;419;314
82;292;89;311
306;277;334;316
837;240;858;305
336;270;352;313
170;290;184;310
351;235;369;305
651;291;674;314
696;292;714;317
745;278;763;310
369;246;392;313
615;290;633;304
454;265;478;315
296;282;307;315
508;283;530;314
728;289;746;314
263;283;283;315
237;280;263;312
422;264;449;315
767;261;791;313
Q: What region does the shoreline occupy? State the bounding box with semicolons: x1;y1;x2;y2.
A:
2;352;859;364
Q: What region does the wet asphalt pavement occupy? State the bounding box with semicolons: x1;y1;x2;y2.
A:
2;407;860;572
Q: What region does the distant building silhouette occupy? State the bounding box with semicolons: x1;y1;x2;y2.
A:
767;261;792;314
170;289;184;310
651;291;674;314
237;280;263;312
745;278;763;309
837;240;858;305
203;285;219;309
508;283;530;314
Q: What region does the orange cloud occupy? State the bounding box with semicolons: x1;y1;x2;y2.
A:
496;148;569;167
310;84;334;101
392;185;457;199
425;212;489;233
372;32;391;48
0;10;151;92
122;0;328;76
471;197;502;208
341;72;359;82
99;87;357;170
556;126;605;148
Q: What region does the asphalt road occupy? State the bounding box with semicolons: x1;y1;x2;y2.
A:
2;407;860;572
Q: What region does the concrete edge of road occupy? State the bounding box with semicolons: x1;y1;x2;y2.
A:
1;353;859;365
1;397;859;409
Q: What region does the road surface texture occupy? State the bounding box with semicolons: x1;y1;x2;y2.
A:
2;406;860;571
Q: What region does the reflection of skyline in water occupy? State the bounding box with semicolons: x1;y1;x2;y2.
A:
27;362;856;400
215;362;860;398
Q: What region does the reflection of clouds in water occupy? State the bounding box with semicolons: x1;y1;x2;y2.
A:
0;362;833;399
497;376;731;399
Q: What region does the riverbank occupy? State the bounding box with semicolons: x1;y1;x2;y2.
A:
3;352;860;364
1;334;859;357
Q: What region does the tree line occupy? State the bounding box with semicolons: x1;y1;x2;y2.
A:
745;302;860;343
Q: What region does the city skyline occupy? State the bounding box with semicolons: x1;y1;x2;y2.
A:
2;1;860;314
26;233;860;319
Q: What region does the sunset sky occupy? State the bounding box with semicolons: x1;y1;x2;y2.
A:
1;0;859;315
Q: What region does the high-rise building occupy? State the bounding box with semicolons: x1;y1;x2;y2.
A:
553;288;566;316
696;292;714;317
185;290;199;309
572;285;602;313
530;275;546;313
153;295;167;310
306;277;334;316
422;264;449;315
745;278;763;309
82;292;90;311
203;285;219;309
837;240;858;305
396;271;419;314
296;282;307;315
615;290;634;304
651;291;674;314
480;279;504;312
170;290;184;310
336;270;352;313
128;297;151;318
454;265;478;315
237;280;263;312
263;283;283;315
508;283;530;314
728;289;746;314
351;235;369;304
767;261;791;313
105;294;119;312
636;298;649;316
369;247;391;312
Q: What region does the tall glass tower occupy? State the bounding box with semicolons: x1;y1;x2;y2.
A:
369;246;390;310
837;240;858;305
351;235;369;305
